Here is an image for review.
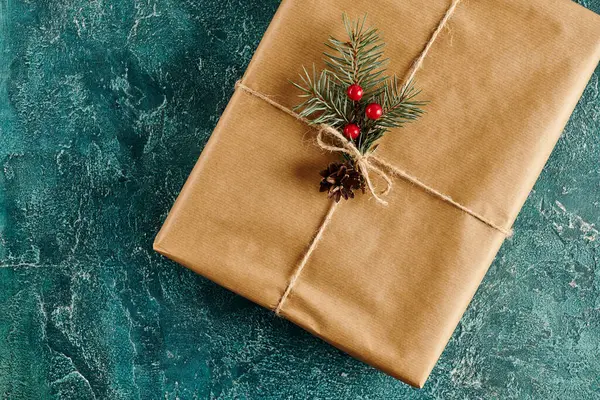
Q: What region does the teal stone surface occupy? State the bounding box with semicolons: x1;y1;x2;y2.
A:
0;0;599;398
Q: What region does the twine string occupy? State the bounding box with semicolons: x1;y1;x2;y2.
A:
233;82;511;236
402;0;463;86
368;156;513;236
273;200;339;315
232;0;512;316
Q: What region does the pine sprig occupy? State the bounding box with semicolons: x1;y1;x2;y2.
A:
293;13;426;159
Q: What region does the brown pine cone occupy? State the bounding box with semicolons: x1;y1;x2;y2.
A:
319;161;365;202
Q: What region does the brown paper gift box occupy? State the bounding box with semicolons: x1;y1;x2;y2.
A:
154;0;600;388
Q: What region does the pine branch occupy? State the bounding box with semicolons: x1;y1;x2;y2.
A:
293;14;426;159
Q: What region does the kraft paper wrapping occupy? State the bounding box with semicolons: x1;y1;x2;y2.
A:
154;0;600;388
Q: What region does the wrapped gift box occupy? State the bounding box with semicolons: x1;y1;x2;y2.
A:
154;0;600;387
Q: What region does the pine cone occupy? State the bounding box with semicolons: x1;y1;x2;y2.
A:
319;162;365;202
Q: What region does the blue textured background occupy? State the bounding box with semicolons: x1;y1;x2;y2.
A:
1;1;599;398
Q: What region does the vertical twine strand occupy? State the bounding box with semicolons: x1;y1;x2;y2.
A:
274;201;339;315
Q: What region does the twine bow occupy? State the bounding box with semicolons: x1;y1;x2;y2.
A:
316;125;393;205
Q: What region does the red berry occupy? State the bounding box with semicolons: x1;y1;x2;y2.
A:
347;84;364;101
366;103;383;120
343;124;360;140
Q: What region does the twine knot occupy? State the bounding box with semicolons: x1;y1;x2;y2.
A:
316;125;393;206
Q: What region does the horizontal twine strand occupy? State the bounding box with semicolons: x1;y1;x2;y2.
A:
235;81;513;237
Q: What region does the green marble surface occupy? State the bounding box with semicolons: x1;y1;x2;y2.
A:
0;0;599;398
